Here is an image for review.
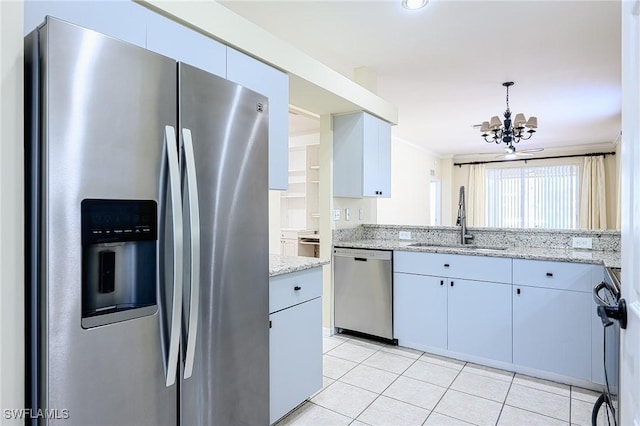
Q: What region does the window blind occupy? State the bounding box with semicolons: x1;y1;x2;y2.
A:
486;164;579;229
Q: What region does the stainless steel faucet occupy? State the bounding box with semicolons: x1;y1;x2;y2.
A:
456;186;474;245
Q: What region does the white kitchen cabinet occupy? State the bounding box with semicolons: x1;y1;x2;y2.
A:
393;252;512;362
280;230;298;256
24;0;148;46
448;279;512;363
227;48;289;190
512;259;600;381
333;112;391;198
513;285;592;380
393;273;447;350
269;268;323;424
145;13;226;78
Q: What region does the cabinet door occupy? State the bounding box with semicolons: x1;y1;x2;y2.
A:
448;279;512;363
333;112;391;198
226;48;289;190
146;12;226;78
393;273;447;350
24;0;147;46
513;285;592;380
270;298;322;424
362;113;381;197
376;119;392;198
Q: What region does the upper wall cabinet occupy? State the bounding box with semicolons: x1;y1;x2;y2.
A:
146;13;226;78
333;112;391;198
24;0;147;46
226;48;290;190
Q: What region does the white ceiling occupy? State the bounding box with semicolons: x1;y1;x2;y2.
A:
220;0;621;157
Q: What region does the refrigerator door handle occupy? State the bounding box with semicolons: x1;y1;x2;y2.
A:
182;128;200;379
165;125;183;387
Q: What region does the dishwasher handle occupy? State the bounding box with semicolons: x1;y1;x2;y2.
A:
354;257;368;262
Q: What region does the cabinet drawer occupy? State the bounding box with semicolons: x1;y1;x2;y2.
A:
513;259;600;292
270;267;322;313
395;251;512;283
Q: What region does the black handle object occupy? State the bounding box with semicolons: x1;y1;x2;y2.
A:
597;299;628;329
354;257;368;262
450;281;454;287
294;286;301;291
546;272;554;277
440;280;444;286
444;264;450;268
517;288;521;295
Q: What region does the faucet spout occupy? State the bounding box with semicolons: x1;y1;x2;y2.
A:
457;186;474;245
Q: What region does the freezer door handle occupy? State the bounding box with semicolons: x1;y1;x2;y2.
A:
165;125;183;387
182;128;200;380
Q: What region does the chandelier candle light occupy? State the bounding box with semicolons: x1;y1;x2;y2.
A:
480;82;538;153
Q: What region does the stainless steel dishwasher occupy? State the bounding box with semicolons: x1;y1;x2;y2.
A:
333;247;394;341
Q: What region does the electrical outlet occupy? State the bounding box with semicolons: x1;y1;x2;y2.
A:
572;237;593;249
359;208;364;220
345;208;351;221
399;231;412;240
332;209;341;221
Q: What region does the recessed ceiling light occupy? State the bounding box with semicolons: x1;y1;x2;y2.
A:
402;0;428;10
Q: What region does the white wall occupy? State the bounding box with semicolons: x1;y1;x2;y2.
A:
0;1;24;421
377;138;440;226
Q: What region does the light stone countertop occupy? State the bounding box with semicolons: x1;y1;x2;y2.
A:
269;254;330;277
333;239;621;268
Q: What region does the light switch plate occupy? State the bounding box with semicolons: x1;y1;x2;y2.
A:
345;208;350;221
572;237;593;249
359;208;364;220
399;231;412;240
332;209;341;221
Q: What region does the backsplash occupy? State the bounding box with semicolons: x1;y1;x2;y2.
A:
334;224;621;251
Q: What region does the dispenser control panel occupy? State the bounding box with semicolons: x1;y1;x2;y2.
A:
81;199;157;245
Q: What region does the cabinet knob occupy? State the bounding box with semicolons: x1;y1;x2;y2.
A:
450;281;454;287
516;288;521;295
440;280;444;286
546;272;553;277
294;286;301;291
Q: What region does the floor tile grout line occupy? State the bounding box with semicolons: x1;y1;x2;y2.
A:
494;374;516;425
501;402;574;424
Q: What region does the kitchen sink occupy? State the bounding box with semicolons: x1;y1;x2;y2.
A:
408;242;508;251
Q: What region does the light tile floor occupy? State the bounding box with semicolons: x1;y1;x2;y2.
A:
276;334;605;426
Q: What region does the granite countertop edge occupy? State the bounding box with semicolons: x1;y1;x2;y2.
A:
333;240;621;269
269;254;330;277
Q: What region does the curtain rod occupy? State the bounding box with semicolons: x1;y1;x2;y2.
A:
453;151;616;167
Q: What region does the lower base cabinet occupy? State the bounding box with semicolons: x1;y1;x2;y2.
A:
513;285;592;380
393;273;447;349
393;252;605;385
448;279;512;363
269;267;323;424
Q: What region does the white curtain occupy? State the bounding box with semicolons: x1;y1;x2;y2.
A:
467;164;486;227
580;155;607;229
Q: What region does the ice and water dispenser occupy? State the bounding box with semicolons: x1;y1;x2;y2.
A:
81;199;158;328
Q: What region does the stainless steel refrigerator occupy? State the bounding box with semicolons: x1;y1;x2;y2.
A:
25;17;269;425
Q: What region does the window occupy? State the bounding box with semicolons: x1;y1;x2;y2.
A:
486;164;579;229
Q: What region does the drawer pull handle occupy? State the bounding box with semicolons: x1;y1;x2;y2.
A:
546;272;553;277
444;264;450;268
354;257;368;262
294;286;301;291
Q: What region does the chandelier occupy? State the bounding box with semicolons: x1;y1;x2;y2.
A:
479;82;537;151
